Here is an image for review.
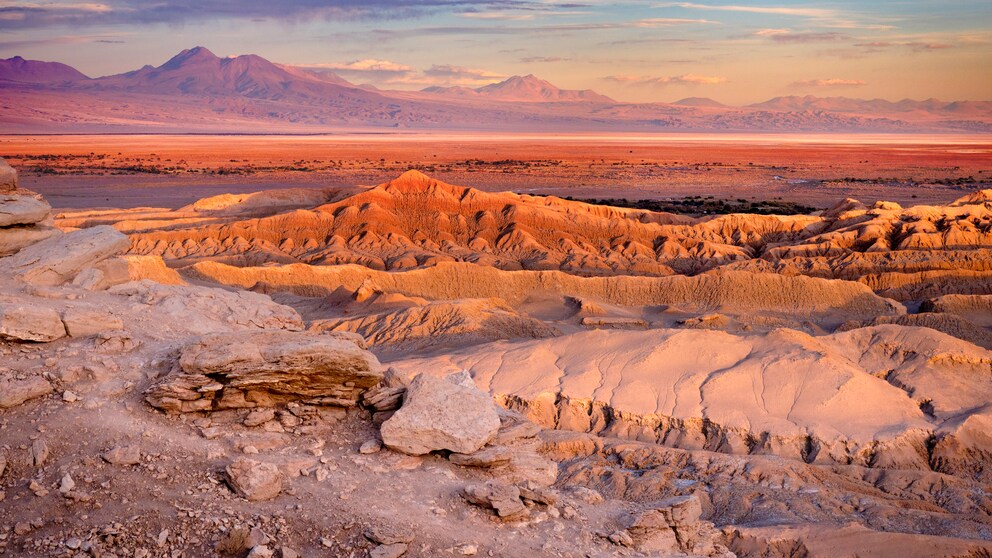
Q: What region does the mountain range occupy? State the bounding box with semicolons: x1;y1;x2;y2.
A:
1;46;989;133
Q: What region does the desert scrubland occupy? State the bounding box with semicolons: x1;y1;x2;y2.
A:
2;142;992;558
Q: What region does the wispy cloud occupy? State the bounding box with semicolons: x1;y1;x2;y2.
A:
793;78;867;87
755;29;848;43
655;2;834;18
604;73;728;86
422;64;507;85
293;58;507;87
0;1;574;29
0;31;130;50
519;55;571;63
654;2;895;30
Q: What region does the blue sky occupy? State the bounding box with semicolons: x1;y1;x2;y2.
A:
0;0;989;103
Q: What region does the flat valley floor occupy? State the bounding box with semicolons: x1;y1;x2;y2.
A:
2;133;989;209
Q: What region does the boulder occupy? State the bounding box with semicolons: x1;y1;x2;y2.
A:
0;158;16;192
0;226;129;285
145;330;383;413
102;445;142;466
0;304;66;342
0;376;54;408
225;458;283;501
462;481;528;519
380;372;500;456
0;194;50;227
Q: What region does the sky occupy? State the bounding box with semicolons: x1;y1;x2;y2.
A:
0;0;990;104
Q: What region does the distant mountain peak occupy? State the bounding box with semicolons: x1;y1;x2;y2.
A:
162;46;220;69
673;97;725;108
425;73;614;103
0;55;89;83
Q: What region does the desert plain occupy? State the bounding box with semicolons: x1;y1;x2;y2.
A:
0;129;991;558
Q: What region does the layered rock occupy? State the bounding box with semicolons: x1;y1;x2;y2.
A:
310;297;558;352
188;261;902;321
58;171;992;301
623;494;733;557
145;330;383;412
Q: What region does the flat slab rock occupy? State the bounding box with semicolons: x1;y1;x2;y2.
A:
0;304;66;342
380;371;501;456
0;225;128;286
145;330;383;413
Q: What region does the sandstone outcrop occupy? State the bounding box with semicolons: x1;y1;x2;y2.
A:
108;280;304;335
380;372;501;455
0;225;128;285
623;494;733;557
145;330;383;412
67;171;991;303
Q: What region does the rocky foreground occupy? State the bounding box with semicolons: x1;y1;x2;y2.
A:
2;158;992;557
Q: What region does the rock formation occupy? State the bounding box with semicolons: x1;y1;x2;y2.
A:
146;330;383;412
1;160;991;556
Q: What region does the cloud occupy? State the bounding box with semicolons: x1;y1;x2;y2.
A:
422;64;507;85
604;73;728;86
854;40;954;52
905;41;953;51
755;29;847;43
793;78;867;87
655;2;834;18
0;31;130;49
295;58;505;87
318;59;415;74
0;0;568;29
458;7;591;21
635;17;717;26
654;2;894;30
519;56;571;63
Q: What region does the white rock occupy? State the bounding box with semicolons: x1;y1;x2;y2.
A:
0;225;129;286
0;194;49;227
59;474;75;494
380;372;500;456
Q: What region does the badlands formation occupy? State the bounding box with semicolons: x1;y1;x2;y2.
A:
1;158;992;557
